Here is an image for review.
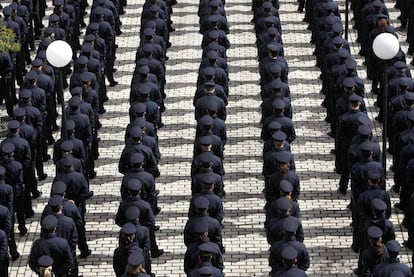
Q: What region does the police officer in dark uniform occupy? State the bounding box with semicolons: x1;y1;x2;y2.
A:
124;206;151;274
271;246;308;277
372;240;412;276
184;220;224;274
113;223;146;277
184;196;223;251
269;217;310;275
0;143;26;242
53;156;92;224
46;195;79;276
1;120;35;219
48;181;91;259
119;126;160;178
188;184;224;224
191;158;224;197
120;252;150;277
266;197;304;244
29;215;75;276
121;153;159;214
115;180;164;258
358;226;388;277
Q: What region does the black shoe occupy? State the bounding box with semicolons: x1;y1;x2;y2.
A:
38;174;48;181
109;81;118;87
25;210;34;218
47;139;55;145
88;171;97;179
99;108;106;114
32;190;43;199
19;227;27;236
154;225;160;231
79;249;92;258
42;154;51;162
52;124;60;131
11;253;20;261
391;185;400;193
151;249;164;258
337;188;347;195
154;207;161;215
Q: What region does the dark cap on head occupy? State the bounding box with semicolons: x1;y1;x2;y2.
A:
25;70;38;80
275;151;292;163
199;115;214;126
283;216;299;233
386;240;401;253
279;180;293;193
130;126;143;139
281;246;298;260
343;77;356;88
48;195;63;207
348;93;362;103
132;102;147;114
272;130;287;141
42;215;58;230
358;124;372;136
267;43;283;52
37;255;54;268
68;96;82;107
130;153;145;164
371;198;387;211
60;140;74;152
127;252;145;267
199;136;213;146
125;206;140;221
1;143;15;154
137;65;150;75
20;89;32;99
276;197;290;211
31;58;43;67
52;181;67;194
127;179;143;192
367;225;383;239
66;120;75;130
360;141;373;152
268;120;282;131
194;196;209;209
70;86;83;96
121;222;136;235
14;107;26;117
272;99;285;110
7;120;20;130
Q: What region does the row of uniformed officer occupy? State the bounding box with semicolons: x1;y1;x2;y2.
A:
252;1;309;276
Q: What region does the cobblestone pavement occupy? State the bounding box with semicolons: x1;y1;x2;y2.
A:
1;0;413;276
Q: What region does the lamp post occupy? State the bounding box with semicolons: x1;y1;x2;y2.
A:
372;32;400;179
46;40;73;140
344;0;349;40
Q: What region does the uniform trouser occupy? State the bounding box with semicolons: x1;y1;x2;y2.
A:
98;75;107;111
77;202;86;226
351;195;360;251
35;131;46;178
0;73;15;116
0;267;7;276
13;194;25;231
339;168;350;192
76;223;89;254
8;220;19;257
23;167;35;215
45;95;58;141
146;225;159;255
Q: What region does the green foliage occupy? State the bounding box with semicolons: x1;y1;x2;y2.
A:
0;22;21;52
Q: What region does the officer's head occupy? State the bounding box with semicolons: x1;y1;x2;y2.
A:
385;240;401;258
194;196;209;214
41;215;58;234
125;206;140;225
371;198;386;220
198;243;214;263
130;153;145;169
14;107;26;122
199;136;213;152
279;180;293;199
1;143;15;162
282;216;298;238
7;120;20;134
127;179;142;197
281;246;298;267
125;252;145;276
276;151;291;174
272;130;286;148
120;223;136;248
48;195;63;214
194;221;209;242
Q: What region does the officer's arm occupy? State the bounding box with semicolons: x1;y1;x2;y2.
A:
300;247;311;271
28;242;40;273
114;205;125;227
0;230;7;266
70;221;79;249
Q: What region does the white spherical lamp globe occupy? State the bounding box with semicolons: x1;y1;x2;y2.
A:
372;33;400;60
46;40;73;68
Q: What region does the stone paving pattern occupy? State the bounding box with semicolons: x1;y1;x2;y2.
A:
1;0;413;276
